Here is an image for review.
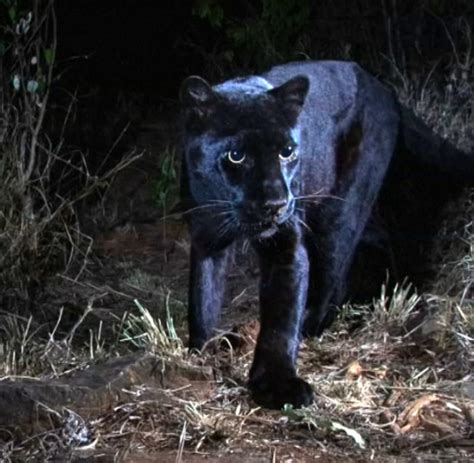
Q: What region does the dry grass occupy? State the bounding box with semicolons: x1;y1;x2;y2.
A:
425;191;474;374
0;1;141;312
88;288;474;460
0;8;473;463
388;22;474;380
0;144;471;457
0;277;471;462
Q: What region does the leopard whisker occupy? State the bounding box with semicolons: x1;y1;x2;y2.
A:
294;215;314;233
160;203;227;221
294;192;345;202
215;209;236;217
212;213;238;248
206;199;234;204
293;187;325;198
180;202;232;216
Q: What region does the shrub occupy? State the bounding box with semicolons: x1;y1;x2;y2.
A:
0;0;138;309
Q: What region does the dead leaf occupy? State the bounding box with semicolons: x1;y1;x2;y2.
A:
380;410;402;434
398;394;439;433
383;388;403;407
373;366;388;380
421;416;456;437
462;404;474;427
224;320;259;353
346;360;363;380
331;421;366;448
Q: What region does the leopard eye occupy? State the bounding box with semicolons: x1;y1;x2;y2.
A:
226;150;246;164
279;144;297;162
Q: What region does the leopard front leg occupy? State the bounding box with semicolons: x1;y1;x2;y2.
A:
188;244;234;350
249;229;313;409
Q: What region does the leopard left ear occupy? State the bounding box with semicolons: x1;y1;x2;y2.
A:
269;75;310;124
180;76;220;119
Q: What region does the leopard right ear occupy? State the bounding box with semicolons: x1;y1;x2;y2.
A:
268;75;309;125
180;76;219;118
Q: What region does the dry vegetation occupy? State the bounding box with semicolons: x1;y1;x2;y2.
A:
0;2;473;462
1;273;472;461
0;0;140;311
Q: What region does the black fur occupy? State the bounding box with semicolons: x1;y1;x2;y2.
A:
179;61;474;409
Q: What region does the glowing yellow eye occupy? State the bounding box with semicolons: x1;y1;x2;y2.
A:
279;145;297;162
226;150;246;164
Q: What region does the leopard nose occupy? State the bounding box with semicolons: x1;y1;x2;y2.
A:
263;199;288;219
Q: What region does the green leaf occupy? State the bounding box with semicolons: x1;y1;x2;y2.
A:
8;6;15;23
37;77;46;93
12;74;20;91
26;80;38;93
223;50;234;62
43;48;54;66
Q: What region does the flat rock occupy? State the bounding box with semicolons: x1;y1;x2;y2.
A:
0;353;213;433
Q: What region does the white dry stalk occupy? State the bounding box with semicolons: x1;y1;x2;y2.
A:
120;299;184;356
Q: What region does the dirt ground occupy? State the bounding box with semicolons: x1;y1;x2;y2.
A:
10;216;465;463
1;118;472;462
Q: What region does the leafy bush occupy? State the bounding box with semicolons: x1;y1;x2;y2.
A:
193;0;311;72
152;146;178;215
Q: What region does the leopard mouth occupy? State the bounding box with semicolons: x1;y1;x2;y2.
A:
237;219;272;237
240;213;292;238
238;201;295;238
258;225;279;238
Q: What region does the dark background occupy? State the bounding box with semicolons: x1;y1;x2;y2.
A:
1;0;472;315
54;0;474;100
45;0;474;183
50;1;474;291
55;1;197;95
